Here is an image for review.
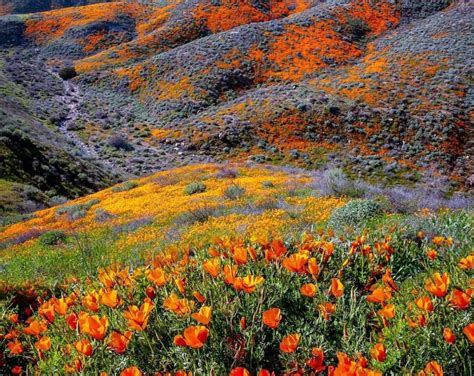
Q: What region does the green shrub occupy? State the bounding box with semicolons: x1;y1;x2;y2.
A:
184;182;206;195
329;199;382;228
224;184;246;200
112;181;138;193
58;66;77;80
39;230;67;246
56;199;100;220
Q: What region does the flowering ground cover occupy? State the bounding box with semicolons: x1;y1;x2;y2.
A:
0;164;472;375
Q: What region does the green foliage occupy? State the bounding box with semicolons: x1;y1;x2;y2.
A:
184;182;206;195
111;181;138;193
224;184;246;200
55;198;100;220
38;230;67;246
329;199;382;229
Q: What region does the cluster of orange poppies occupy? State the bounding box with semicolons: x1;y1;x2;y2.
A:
2;231;473;375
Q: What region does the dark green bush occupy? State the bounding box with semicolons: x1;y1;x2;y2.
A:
184;182;206;195
329;199;382;229
224;184;246;200
39;230;67;246
58;66;77;80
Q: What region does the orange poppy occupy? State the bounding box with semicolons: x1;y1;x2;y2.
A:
377;304;395;319
35;336;52;352
123;298;154;331
75;339;93;356
449;289;470;310
175;278;186;294
416;296;434;312
203;258;221;278
366;286;392;304
54;298;69;316
100;289;121;309
120;367;143;376
193;291;206;303
282;252;308;273
233;246;248;265
145;286;156;299
426;249;437;261
320;302;336;321
224;264;238;285
423;361;443;376
330;278;344;298
191;306;212;325
370;343;386;362
425;272;449;297
108;331;133;354
443;328;455;344
300;283;317;297
241;275;265;293
174;326;209;348
66;313;78;330
24;319;48;336
11;366;22;375
307;347;325;372
308;257;319;276
146;267;167;286
229;367;250;376
432;236;445;246
7;340;23;355
82;291;100;312
78;312;108;340
280;334;300;353
262;308;281;329
463;323;474;343
459;255;474;270
163;294;193;316
38;301;55;323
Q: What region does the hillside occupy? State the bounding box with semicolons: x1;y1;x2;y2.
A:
0;1;473;375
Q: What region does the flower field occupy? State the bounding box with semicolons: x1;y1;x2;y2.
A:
0;164;472;375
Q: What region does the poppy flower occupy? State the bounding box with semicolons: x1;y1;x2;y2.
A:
78;312;108;340
426;249;437;261
163;294;192;316
300;283;317;297
463;323;474;343
24;319;48;336
240;316;246;330
145;286;156;299
449;289;470;310
258;370;273;376
416;296;434;312
35;336;52;352
98;268;116;288
203;258;221;278
377;304;395;319
175;278;186;294
307;347;325;372
38;301;55;323
53;298;68;316
330;278;344;298
282;253;308;273
75;339;93;356
233;246;248;265
100;289;121;309
124;299;154;331
319;302;336;321
370;343;386;362
432;236;445;246
224;264;238;285
193;291;206;303
120;367;142;376
241;275;265;293
280;334;300;353
425;272;449;297
11;366;22;375
9;313;19;323
174;326;209;348
191;306;212;325
262;308;281;329
443;328;455;344
82;291;100;312
459;255;474;270
382;269;398;291
108;331;132;353
7;340;23;355
146;267;167;286
423;361;443;376
308;257;319;276
366;287;392;304
66;313;78;330
229;367;250;376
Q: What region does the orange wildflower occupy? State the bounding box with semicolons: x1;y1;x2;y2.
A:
35;336;52;352
38;301;55;323
66;313;78;330
459;254;474;270
203;258;221;278
308;257;319;276
54;298;69;316
377;304;395;319
24;319;48;336
78;312;108;340
146;267;167;286
426;249;437;260
229;368;250;376
280;334;300;353
174;325;209;348
370;343;386;362
193;291;206;303
366;286;392;304
8;340;23;355
330;278;344;298
163;293;192;316
175;278;186;294
240;275;265;293
224;264;238;285
82;291;100;312
233;246;248;265
443;328;455;344
108;330;133;353
307;347;325;372
282;252;308;273
422;361;443;376
191;306;212;325
416;296;434;312
120;367;143;376
75;339;93;356
262;308;281;329
432;236;445;246
320;302;336;320
300;283;317;297
100;289;121;309
123;298;154;331
425;272;449;297
449;289;470;310
463;323;474;343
